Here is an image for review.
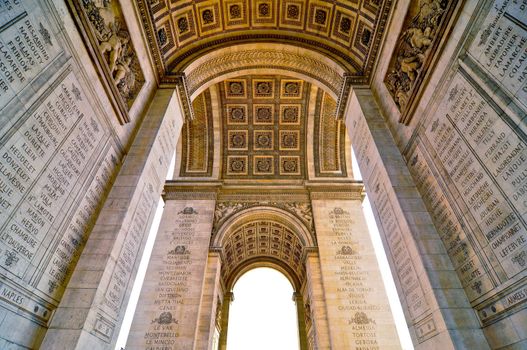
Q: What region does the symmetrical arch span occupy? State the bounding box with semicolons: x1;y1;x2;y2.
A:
212;206;315;247
183;43;346;100
212;206;314;288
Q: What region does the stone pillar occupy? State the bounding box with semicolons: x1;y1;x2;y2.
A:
218;292;233;350
346;88;489;348
294;292;309;350
304;250;331;349
126;184;217;349
40;89;184;349
310;184;401;350
194;251;222;350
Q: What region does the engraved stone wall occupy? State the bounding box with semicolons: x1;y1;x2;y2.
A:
312;198;401;350
0;1;126;347
127;199;216;350
400;1;527;347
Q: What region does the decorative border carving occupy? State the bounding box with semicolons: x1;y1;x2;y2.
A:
161;73;194;121
185;48;345;96
163;183;219;200
313;89;348;177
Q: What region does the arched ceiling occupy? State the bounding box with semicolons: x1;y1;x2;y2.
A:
176;74;350;180
137;0;392;83
221;220;306;288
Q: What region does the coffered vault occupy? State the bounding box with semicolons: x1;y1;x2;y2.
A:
176;75;349;180
1;0;525;349
137;0;391;80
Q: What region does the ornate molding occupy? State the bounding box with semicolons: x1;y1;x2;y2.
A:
335;74;353;120
308;182;365;200
163;183;220;200
161;73;195;121
185;48;345;96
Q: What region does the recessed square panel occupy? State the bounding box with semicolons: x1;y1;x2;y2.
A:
173;9;198;45
227;156;248;175
280;156;301;175
307;2;333;35
253;0;277;26
226;104;248;124
253;156;274;175
196;3;222;35
331;8;356;46
253;130;274;150
279;130;300;150
228;130;248;150
252;79;275;99
279;104;301;124
280;0;305;28
224;79;247;98
223;0;248;28
353;20;373;57
280;79;303;99
253;104;274;124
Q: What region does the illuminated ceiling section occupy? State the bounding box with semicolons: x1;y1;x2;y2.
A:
138;0;391;82
177;75;348;180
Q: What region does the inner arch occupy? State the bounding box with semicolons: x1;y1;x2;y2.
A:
227;267;300;350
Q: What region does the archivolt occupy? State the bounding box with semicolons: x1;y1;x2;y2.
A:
212;206;315;288
183;44;347;100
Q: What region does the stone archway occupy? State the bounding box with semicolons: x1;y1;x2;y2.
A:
211;207;315;349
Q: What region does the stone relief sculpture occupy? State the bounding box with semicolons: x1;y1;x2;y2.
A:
384;0;455;123
71;0;145;123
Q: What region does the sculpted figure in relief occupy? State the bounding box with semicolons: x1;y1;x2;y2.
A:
385;0;448;111
82;0;143;107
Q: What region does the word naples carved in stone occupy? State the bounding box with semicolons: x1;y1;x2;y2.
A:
384;0;459;123
70;0;145;123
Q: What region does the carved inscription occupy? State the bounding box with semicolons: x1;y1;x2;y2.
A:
328;207;380;350
408;145;494;301
468;0;527;109
425;72;527;279
314;200;400;349
40;147;117;298
131;202;215;350
0;72;106;288
0;1;61;112
348;113;430;324
104;185;155;316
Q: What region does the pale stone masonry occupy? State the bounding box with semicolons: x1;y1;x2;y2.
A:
0;0;525;349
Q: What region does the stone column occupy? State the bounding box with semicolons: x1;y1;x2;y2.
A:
310;184;401;350
304;250;331;349
40;89;184;349
218;292;233;350
346;88;489;348
194;251;222;350
126;184;217;349
294;292;309;350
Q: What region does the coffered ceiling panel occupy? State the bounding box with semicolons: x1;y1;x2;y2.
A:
176;74;349;180
137;0;392;82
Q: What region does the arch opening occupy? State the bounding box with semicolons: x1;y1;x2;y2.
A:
226;267;301;350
